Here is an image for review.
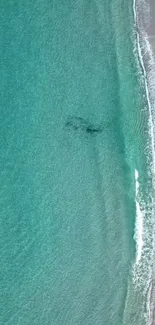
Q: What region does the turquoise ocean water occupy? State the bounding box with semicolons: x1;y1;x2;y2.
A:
0;1;154;324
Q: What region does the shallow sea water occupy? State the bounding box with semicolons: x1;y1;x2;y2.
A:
0;1;152;324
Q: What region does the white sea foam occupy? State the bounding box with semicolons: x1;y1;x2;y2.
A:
132;0;155;323
134;169;144;264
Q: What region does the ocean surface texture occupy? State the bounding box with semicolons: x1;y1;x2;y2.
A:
0;1;154;325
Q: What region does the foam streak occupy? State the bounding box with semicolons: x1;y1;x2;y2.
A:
134;169;144;264
133;0;155;323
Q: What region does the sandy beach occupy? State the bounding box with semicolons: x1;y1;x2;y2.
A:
148;0;155;53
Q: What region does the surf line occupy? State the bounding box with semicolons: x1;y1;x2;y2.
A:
132;0;155;268
133;0;155;261
134;169;144;264
133;0;155;169
133;0;155;322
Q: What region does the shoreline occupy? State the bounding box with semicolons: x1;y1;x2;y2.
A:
133;0;155;324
